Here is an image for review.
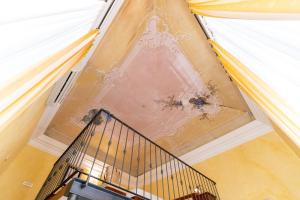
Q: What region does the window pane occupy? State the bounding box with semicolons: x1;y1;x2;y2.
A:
202;16;300;113
0;0;106;86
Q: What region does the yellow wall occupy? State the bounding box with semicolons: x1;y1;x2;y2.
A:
195;132;300;200
0;89;51;173
0;87;55;199
272;122;300;157
0;145;57;200
144;132;300;200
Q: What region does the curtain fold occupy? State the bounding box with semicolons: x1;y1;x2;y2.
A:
209;40;300;148
202;17;300;111
0;29;99;132
188;0;300;20
0;0;105;86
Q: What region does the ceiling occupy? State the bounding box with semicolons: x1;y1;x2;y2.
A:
45;0;253;159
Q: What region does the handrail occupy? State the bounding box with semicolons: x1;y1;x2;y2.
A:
36;109;220;200
104;109;216;184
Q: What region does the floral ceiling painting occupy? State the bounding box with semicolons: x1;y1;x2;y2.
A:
93;16;224;140
45;0;253;156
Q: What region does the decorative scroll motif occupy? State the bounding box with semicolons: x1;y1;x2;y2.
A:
82;109;102;125
156;81;235;120
154;81;220;120
82;109;112;125
87;16;228;139
154;95;184;111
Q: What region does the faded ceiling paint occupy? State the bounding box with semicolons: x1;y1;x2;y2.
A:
45;0;253;158
94;16;223;140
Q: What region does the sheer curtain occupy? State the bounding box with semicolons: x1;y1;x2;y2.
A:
202;17;300;116
0;0;106;131
188;0;300;20
0;0;106;87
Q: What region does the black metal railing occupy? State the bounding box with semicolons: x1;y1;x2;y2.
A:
36;109;220;200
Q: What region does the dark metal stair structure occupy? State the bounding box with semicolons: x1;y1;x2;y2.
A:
64;178;131;200
36;109;220;200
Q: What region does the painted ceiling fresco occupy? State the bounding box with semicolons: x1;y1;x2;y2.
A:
45;0;253;158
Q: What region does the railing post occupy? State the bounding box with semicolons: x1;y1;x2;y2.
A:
36;109;220;200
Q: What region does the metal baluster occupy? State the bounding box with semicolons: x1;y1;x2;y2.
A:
193;171;201;194
197;172;210;200
36;109;220;200
119;128;129;187
135;135;141;194
72;123;92;171
176;159;188;196
154;145;159;200
199;172;210;200
51;153;74;194
143;139;146;198
188;169;198;200
78;124;96;175
168;154;176;199
191;170;202;200
110;124;123;183
172;156;181;198
159;149;165;200
201;173;213;200
149;142;152;200
181;163;191;196
214;183;221;200
127;132;135;190
203;178;212;197
63;133;83;180
70;124;94;180
36;163;56;199
193;173;203;200
188;168;196;197
44;148;74;199
209;181;218;200
176;159;185;198
185;165;194;195
50;145;77;195
206;179;215;198
39;110;102;198
87;113;110;184
70;118;96;172
100;119;117;181
40;161;61;199
164;152;171;200
41;162;59;199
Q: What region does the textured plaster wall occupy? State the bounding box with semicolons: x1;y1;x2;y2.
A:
0;145;57;200
0;87;53;199
144;132;300;200
194;132;300;200
0;89;51;173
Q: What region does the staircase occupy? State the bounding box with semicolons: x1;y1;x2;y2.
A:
36;109;220;200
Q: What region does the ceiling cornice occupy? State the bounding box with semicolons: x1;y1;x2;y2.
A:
179;120;272;165
29;0;273;164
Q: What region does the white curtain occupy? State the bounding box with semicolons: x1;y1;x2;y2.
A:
202;17;300;115
0;0;106;87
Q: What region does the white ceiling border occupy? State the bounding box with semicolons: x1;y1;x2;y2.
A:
29;0;124;155
179;120;272;165
29;0;273;167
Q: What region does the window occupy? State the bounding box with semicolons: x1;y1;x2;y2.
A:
201;16;300;114
0;0;107;87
